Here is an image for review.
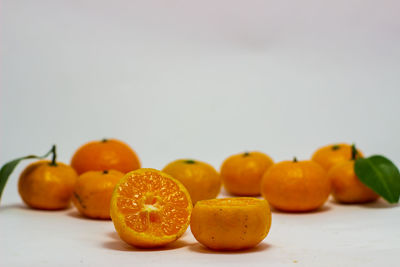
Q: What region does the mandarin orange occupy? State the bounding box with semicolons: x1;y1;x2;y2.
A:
220;151;274;196
329;159;379;204
312;143;363;171
261;159;331;212
18;160;78;210
71;139;140;175
72;170;124;219
110;168;192;248
190;198;271;250
162;159;221;204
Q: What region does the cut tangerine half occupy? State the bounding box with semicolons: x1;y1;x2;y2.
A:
110;168;192;248
190;197;271;250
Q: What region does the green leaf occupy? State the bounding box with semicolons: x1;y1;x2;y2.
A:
0;145;56;202
354;155;400;203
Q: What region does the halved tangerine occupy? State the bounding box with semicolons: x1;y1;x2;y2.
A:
110;168;192;248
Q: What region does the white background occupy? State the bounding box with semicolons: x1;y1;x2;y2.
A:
1;1;399;266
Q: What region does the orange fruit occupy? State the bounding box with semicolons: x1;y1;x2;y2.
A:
71;139;140;175
18;160;78;210
190;198;271;250
72;170;124;219
261;159;331;212
312;143;363;171
328;160;379;204
110;168;192;248
162;159;221;204
220;151;274;196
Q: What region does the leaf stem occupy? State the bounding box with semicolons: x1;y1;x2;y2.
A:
50;145;57;166
0;145;56;202
351;143;358;160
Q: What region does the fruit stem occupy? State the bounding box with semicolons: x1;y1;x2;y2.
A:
184;160;196;164
103;170;109;174
332;144;340;150
243;152;250;157
50;145;57;166
101;138;108;143
293;157;298;163
351;143;358;160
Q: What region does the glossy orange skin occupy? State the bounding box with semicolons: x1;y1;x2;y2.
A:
162;159;221;204
220;152;274;196
191;198;271;250
72;170;124;219
312;143;364;171
328;161;379;204
261;160;331;212
71;139;140;175
18;160;78;210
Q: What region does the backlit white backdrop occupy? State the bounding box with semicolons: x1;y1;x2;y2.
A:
1;1;399;266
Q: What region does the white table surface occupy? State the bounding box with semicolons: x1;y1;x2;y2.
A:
1;186;399;267
1;0;400;266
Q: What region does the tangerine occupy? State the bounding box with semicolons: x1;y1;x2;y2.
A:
162;159;221;204
312;143;363;171
18;160;78;210
110;168;192;248
190;198;271;250
72;170;124;219
329;160;379;204
71;139;140;175
220;151;274;196
261;159;331;212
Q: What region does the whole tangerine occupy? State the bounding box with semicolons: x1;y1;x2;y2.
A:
72;170;125;219
261;158;331;212
162;159;221;204
329;158;379;204
71;139;140;175
312;143;363;171
220;151;274;196
18;160;78;210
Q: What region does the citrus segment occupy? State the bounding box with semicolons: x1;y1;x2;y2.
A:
111;168;192;248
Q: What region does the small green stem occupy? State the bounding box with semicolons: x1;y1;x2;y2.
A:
332;144;340;151
351;143;358;160
243;152;250;157
184;160;196;164
101;138;108;143
50;145;57;166
293;157;298;163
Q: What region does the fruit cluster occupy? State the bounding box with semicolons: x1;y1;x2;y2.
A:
0;139;398;251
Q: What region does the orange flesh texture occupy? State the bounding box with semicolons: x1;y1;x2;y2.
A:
311;143;364;171
113;169;192;244
329;161;379;203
